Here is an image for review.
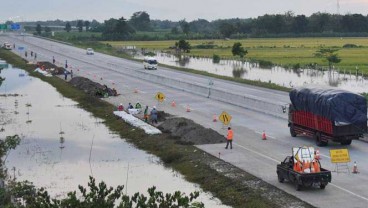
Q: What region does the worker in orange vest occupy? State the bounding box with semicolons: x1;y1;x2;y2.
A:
225;127;233;149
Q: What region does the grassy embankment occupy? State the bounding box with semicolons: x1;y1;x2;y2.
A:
0;48;313;208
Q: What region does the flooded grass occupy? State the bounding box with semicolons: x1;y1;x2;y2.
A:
0;48;313;208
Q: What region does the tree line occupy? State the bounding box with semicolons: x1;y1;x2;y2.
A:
23;11;368;40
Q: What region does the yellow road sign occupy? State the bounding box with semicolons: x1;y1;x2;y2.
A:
330;149;350;163
219;111;232;125
155;92;165;102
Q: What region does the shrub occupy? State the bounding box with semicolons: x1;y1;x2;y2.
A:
343;43;358;48
258;60;273;69
212;54;221;63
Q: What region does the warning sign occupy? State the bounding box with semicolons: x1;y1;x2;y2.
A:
155;92;165;102
219;111;232;125
330;149;350;163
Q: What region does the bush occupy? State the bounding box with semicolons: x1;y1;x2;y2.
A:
212;54;221;63
258;60;273;69
343;43;358;48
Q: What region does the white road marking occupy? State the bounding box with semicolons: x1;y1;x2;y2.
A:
234;143;279;163
329;183;368;202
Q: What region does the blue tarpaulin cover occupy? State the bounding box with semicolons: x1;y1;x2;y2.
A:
290;87;367;125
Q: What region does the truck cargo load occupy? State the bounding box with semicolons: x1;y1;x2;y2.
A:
288;87;367;146
290;87;367;126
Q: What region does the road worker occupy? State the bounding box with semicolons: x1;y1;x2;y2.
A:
225;127;233;149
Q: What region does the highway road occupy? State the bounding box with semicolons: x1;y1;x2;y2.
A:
2;33;368;208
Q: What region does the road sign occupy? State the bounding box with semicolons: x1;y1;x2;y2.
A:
0;24;7;30
155;92;165;102
11;23;20;30
219;111;232;125
330;149;350;163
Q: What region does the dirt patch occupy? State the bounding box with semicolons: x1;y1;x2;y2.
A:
69;76;117;98
158;117;225;145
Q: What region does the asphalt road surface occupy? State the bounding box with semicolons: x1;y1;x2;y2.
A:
1;33;368;208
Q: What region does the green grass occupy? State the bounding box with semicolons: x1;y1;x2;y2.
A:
0;48;312;208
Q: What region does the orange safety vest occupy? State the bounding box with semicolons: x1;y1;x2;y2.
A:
227;129;233;140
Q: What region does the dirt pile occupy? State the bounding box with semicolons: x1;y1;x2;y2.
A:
69;77;117;98
158;117;225;145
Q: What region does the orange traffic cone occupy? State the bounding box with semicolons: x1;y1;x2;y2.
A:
134;88;138;93
186;105;191;112
171;101;176;107
213;114;217;122
352;161;359;174
315;148;321;160
262;130;267;140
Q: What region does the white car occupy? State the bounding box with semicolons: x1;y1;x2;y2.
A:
143;57;158;70
2;42;12;50
86;48;94;55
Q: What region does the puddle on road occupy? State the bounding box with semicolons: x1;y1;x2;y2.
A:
0;66;228;207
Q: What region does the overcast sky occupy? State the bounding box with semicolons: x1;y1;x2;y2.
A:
1;0;368;22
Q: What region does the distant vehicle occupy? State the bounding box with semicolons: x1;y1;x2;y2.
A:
143;57;158;70
288;87;367;146
86;48;94;55
2;42;12;50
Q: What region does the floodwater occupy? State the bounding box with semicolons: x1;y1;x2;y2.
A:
0;66;229;207
136;52;368;94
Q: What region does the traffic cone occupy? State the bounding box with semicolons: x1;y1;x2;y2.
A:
171;101;176;107
186;105;191;112
262;130;267;140
352;161;359;174
213;114;217;122
315;148;321;160
134;88;138;93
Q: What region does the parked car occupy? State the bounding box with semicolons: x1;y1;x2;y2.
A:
86;48;94;55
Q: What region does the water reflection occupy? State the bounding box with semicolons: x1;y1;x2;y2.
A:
135;52;368;93
0;66;228;208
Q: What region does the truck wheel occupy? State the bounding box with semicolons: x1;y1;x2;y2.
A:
341;139;352;145
295;182;301;191
320;184;326;189
315;132;327;147
290;125;297;137
277;173;284;183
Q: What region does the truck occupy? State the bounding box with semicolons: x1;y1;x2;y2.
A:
288;87;367;146
277;147;332;191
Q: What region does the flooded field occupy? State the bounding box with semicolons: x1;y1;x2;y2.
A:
136;52;368;93
0;66;228;207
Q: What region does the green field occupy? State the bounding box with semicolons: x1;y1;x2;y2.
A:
104;37;368;72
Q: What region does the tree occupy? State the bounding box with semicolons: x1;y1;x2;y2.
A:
102;17;135;40
0;135;21;178
175;39;191;53
10;176;204;207
179;20;190;35
77;20;83;32
129;11;152;31
314;48;341;70
36;24;42;35
44;26;51;33
219;22;235;38
84;20;90;31
65;22;71;32
232;42;248;59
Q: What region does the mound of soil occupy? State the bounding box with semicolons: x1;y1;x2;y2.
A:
158;117;225;145
69;77;117;97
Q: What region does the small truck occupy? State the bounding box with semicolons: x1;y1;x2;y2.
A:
276;147;331;191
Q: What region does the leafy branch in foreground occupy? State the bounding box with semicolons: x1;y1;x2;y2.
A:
9;176;204;208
